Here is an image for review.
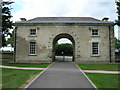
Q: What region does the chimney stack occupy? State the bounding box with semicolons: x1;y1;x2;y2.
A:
20;18;26;21
102;17;109;21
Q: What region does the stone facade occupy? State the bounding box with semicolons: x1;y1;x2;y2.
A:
14;17;115;63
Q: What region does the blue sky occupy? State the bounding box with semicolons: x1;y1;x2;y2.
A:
3;0;119;43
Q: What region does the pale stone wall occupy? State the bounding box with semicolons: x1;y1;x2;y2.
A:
16;23;115;63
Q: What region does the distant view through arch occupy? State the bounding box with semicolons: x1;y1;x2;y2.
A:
52;33;75;62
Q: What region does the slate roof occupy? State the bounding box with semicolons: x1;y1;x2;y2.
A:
15;17;114;24
28;17;101;21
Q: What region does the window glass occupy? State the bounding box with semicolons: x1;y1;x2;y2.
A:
30;29;36;35
92;29;98;36
92;42;99;55
29;42;36;55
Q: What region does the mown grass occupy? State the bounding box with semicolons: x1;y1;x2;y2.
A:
0;51;13;53
86;73;119;89
77;64;119;71
1;63;51;88
2;68;41;88
2;63;51;68
77;64;120;89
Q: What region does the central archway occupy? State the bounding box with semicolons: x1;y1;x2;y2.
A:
52;33;75;62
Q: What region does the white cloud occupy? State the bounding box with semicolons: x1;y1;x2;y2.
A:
115;29;118;38
11;0;118;39
11;0;117;21
114;25;119;39
118;27;120;39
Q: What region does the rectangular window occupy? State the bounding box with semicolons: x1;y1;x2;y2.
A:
92;42;99;55
29;42;36;55
30;29;36;36
92;29;99;36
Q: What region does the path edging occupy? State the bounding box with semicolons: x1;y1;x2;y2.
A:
75;63;98;89
24;62;54;88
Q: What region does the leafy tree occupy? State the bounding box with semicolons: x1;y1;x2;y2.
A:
116;0;120;26
115;37;120;51
1;1;14;47
55;43;73;56
6;30;14;47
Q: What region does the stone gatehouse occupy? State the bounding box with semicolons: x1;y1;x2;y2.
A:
14;17;115;63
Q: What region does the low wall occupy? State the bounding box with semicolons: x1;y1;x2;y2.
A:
0;53;14;62
115;52;120;62
1;52;120;63
115;52;120;59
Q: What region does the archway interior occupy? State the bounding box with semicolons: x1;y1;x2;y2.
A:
52;33;75;62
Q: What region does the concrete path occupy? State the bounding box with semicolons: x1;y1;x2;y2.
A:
83;70;120;74
0;65;45;70
27;62;96;88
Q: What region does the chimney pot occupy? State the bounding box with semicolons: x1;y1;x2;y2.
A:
20;18;26;21
102;17;109;21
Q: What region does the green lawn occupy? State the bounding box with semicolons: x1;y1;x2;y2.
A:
0;51;13;53
1;63;51;88
2;68;41;88
77;64;119;71
2;63;51;68
77;64;120;89
86;73;119;89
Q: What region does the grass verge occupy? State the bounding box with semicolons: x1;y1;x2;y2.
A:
2;63;51;68
0;51;13;53
2;68;42;88
77;64;120;89
85;73;119;89
77;64;119;71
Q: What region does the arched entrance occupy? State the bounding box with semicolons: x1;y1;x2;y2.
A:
52;33;75;62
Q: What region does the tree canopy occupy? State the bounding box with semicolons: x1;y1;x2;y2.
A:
6;30;14;47
116;0;120;26
1;1;14;47
55;43;73;56
115;37;120;51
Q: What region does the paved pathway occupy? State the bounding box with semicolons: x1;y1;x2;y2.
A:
0;65;45;70
83;70;120;74
27;62;96;88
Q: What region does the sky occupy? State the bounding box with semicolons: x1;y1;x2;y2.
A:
3;0;119;44
8;0;117;21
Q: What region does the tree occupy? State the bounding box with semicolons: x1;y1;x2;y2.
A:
55;43;73;56
1;1;14;47
6;30;14;47
115;37;120;51
116;0;120;26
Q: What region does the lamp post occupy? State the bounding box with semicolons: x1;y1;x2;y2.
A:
62;52;64;62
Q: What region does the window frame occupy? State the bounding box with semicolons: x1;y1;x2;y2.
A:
29;29;37;36
29;41;36;55
91;42;99;56
91;29;99;36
